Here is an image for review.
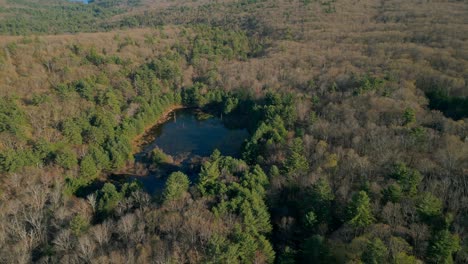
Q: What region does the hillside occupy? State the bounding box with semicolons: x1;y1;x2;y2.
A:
0;0;467;263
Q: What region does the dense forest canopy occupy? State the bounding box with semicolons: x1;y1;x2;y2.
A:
0;0;467;263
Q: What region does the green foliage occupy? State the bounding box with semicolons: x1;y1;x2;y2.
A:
391;163;422;196
198;159;221;196
70;215;90;236
312;178;335;202
278;246;296;264
269;165;280;178
0;0;127;35
53;83;75;99
409;126;427;145
73;79;96;100
88;145;111;171
361;238;389;264
417;192;442;221
321;1;336;14
383;183;403;203
61;118;84;145
284;138;309;175
218;228;272;263
93;181;140;217
86;47;106;65
354;75;385;95
223;96;239;114
207;153;273;263
149;53;182;85
348;191;375;229
32;139;55;164
258;235;276;263
190;26;251;63
242;165;269;196
97;183;123;216
308;110;318;124
243;116;287;163
79;154;99;180
163;171;190;203
207;229;274;263
242;92;298;164
0;97;27;136
55;147;78;169
105;135;132;169
130;64;162;98
304;211;317;228
389;236;415;262
121;181;142;196
52;77;180;187
403;108;416;126
206;234;241;263
182;83;208;107
240;196;272;235
151;148;172;164
427;229;460;264
395;252;419;264
262;92;297;128
84;127;106;146
309;178;335;222
30;93;50;106
0;148;39;173
96;89;122;112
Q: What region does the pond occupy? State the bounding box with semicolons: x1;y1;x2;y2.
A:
113;108;249;194
139;108;248;158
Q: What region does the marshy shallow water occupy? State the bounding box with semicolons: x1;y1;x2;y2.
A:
113;108;249;194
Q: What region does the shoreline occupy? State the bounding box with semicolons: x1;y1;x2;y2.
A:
110;105;186;176
131;104;186;154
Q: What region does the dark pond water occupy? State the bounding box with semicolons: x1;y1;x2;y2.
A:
116;109;249;194
141;109;248;158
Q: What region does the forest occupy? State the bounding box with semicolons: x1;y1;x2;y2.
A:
0;0;467;263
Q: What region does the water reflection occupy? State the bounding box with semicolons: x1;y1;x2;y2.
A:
114;109;248;194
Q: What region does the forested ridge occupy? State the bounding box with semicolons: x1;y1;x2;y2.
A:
0;0;467;263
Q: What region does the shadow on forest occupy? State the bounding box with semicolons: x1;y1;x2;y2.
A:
74;179;106;198
73;161;184;198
